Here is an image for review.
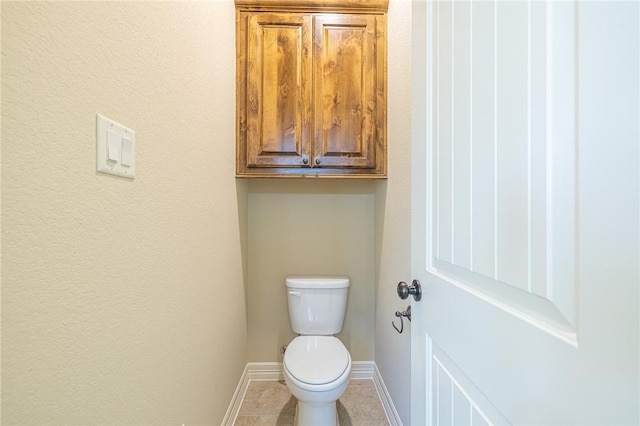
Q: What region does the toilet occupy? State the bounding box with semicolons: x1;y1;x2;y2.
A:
283;276;352;426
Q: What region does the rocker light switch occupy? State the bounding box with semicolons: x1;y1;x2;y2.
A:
121;137;133;167
96;114;135;179
106;130;120;163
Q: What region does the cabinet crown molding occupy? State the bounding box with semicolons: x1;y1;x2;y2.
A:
235;0;388;13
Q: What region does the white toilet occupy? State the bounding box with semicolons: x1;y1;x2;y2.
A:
283;276;352;426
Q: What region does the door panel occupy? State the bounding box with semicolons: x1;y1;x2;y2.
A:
432;0;577;338
412;1;639;425
430;340;508;426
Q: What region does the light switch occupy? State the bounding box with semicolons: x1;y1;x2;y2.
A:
121;137;133;167
106;130;120;163
96;114;135;179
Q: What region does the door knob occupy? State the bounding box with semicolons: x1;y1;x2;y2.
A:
397;280;422;301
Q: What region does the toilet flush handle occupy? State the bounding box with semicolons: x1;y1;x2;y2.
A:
288;291;302;297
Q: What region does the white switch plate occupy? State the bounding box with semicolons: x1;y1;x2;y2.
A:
96;114;135;179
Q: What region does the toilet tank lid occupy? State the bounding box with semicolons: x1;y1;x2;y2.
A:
285;276;349;289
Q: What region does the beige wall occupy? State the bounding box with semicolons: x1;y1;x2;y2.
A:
374;0;413;423
2;0;414;424
1;2;246;424
246;180;376;362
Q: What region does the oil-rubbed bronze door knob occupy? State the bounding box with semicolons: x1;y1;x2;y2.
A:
397;280;422;301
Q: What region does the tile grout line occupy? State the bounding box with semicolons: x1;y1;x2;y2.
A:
234;379;390;426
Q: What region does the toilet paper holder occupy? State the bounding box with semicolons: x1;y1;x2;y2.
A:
392;305;411;334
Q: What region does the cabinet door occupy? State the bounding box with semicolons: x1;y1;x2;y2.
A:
245;13;312;168
313;14;385;171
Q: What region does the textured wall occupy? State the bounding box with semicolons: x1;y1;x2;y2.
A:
246;180;376;362
374;0;413;424
1;2;246;424
2;0;414;423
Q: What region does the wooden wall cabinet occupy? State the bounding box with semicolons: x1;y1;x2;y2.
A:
235;0;388;178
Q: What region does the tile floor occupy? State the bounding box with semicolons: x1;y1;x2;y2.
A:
234;379;390;426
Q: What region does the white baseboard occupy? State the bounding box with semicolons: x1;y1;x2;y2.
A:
221;364;249;426
222;361;402;426
373;363;403;426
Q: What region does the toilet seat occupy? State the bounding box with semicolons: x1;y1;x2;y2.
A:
283;336;350;386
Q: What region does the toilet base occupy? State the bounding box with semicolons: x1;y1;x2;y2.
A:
282;336;351;426
295;400;339;426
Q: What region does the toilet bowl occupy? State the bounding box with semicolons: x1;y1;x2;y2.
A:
284;277;352;425
283;336;351;425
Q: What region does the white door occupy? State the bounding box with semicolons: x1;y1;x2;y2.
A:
411;1;639;425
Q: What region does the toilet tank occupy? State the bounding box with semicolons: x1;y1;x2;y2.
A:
285;276;350;335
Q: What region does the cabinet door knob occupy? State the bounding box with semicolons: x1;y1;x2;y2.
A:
315;158;321;165
302;157;309;165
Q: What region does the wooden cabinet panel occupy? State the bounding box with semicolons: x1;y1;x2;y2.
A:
313;14;383;170
246;13;312;167
236;1;387;178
